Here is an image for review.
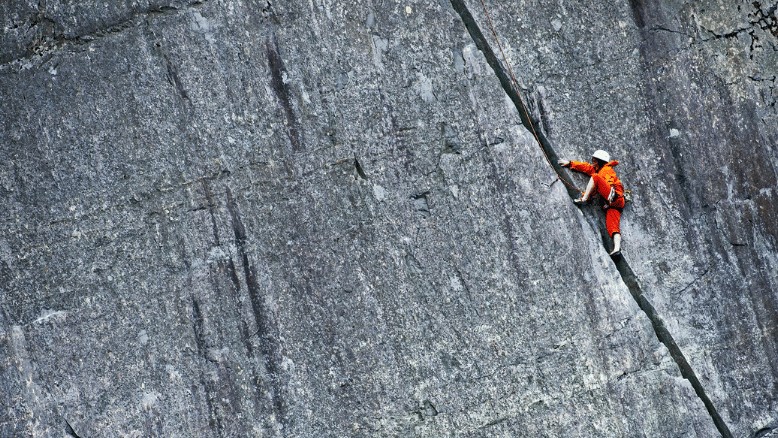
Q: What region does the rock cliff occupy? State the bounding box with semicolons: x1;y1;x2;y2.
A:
1;1;777;436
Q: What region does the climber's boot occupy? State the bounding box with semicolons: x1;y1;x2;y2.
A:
609;233;622;256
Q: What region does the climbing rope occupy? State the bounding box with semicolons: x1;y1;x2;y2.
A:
476;0;582;195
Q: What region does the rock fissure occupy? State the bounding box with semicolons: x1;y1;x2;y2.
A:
674;266;710;295
614;259;733;438
701;26;751;41
63;417;82;438
700;1;778;52
450;1;734;436
752;1;778;39
480;416;509;429
353;156;368;180
755;424;777;438
449;0;580;199
650;25;693;39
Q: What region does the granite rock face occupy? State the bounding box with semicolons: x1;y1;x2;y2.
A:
1;0;776;436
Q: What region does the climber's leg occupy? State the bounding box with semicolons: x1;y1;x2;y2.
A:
575;177;597;203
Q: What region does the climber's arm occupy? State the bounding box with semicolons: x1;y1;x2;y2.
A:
566;160;595;176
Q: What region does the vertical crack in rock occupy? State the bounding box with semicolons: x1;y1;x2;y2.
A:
612;258;733;438
450;1;733;436
449;0;579;200
225;188;288;432
266;36;303;153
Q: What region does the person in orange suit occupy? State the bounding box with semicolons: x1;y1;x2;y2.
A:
558;150;625;256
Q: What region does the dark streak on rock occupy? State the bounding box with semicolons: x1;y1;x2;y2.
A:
667;133;695;210
164;54;189;101
199;181;268;429
628;0;646;29
535;93;552;137
266;36;303;153
354;157;368;180
64;417;82;438
202;183;264;405
754;425;776;438
675;267;710;295
202;181;221;246
190;295;224;433
411;191;431;217
225;258;243;294
146;31;192;122
481;416;509;428
191;296;208;356
225;187;288;431
146;30;190;104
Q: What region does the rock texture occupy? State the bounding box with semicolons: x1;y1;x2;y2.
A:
1;0;776;436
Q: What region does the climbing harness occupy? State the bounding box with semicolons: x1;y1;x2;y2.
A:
623;189;633;203
476;0;583;196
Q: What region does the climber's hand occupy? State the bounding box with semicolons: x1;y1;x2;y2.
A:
558;159;570;167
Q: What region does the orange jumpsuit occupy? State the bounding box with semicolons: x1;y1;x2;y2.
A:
568;160;625;237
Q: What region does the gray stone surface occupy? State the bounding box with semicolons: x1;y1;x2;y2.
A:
465;0;778;436
0;0;775;436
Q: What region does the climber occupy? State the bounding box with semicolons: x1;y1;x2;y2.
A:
558;150;625;256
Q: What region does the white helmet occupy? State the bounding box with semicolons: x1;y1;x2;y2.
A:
592;149;610;163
